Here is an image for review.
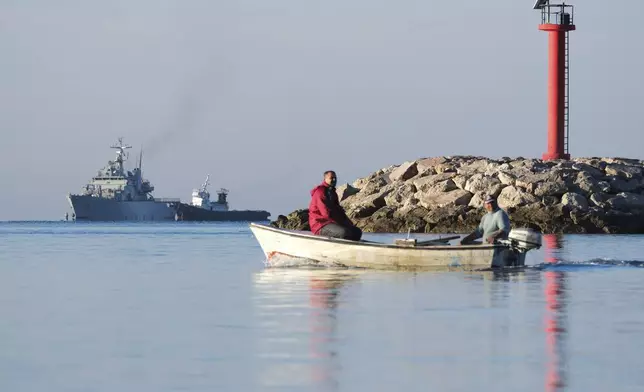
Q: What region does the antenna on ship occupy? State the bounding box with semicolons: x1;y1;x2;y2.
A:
201;174;210;192
110;137;132;153
135;146;144;189
110;137;132;173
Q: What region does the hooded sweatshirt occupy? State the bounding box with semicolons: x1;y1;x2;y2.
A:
308;182;350;234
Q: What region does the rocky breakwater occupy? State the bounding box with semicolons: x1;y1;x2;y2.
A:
271;156;644;234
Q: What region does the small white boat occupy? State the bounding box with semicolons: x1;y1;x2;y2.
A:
249;223;542;270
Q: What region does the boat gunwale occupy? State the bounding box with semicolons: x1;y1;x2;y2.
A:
249;222;505;251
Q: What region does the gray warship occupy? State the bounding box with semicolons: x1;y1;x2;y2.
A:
67;138;179;221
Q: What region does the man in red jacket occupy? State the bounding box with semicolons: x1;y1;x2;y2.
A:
308;170;362;241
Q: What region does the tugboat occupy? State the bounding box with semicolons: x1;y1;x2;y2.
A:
67;138;179;221
173;175;270;222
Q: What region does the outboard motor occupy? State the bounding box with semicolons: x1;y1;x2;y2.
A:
492;228;542;268
506;228;542;252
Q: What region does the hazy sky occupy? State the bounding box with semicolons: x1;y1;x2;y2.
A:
1;0;643;220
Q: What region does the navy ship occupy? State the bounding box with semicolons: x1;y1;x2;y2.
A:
173;175;270;221
67;138;179;221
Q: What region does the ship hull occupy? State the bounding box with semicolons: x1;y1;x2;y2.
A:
174;203;270;222
67;194;176;221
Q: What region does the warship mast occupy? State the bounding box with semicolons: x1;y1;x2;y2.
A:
110;137;132;175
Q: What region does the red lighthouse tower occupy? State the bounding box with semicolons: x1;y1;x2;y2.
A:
534;1;576;161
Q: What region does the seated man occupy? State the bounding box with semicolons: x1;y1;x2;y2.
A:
308;170;362;241
460;194;511;245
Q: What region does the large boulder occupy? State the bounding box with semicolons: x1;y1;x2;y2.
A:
575;172;610;196
416;189;473;210
606;192;644;212
344;185;394;218
463;174;503;194
416;157;448;176
271;209;310;231
336;183;360;201
513;170;560;191
389;161;418;182
509;204;566;233
356;175;389;196
497;171;516;186
572;162;604;178
384;183;418;208
605;164;643;179
533;181;568;197
609;178;641;193
412;173;457;191
561;192;589;211
497;186;539;208
457;160;493;176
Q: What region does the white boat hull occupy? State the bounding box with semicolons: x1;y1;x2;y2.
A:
249;223;532;270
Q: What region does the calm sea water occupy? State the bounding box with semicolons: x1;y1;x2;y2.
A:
1;221;643;392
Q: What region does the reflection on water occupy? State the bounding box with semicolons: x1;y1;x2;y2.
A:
543;234;568;392
3;223;644;392
308;272;348;391
254;267;565;391
253;269;359;390
251;232;644;392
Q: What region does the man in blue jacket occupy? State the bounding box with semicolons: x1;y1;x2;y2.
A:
460;194;511;245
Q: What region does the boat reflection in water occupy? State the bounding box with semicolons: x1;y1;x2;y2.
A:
253;268;360;390
543;234;568;392
307;271;348;390
465;234;569;392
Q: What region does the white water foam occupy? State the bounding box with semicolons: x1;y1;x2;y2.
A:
263;253;342;268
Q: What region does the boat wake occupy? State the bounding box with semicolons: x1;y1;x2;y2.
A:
530;258;644;270
264;253;342;268
265;254;644;271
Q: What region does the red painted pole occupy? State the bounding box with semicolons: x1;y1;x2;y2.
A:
540;23;575;160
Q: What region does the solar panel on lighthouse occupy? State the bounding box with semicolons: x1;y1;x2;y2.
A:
533;0;549;9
